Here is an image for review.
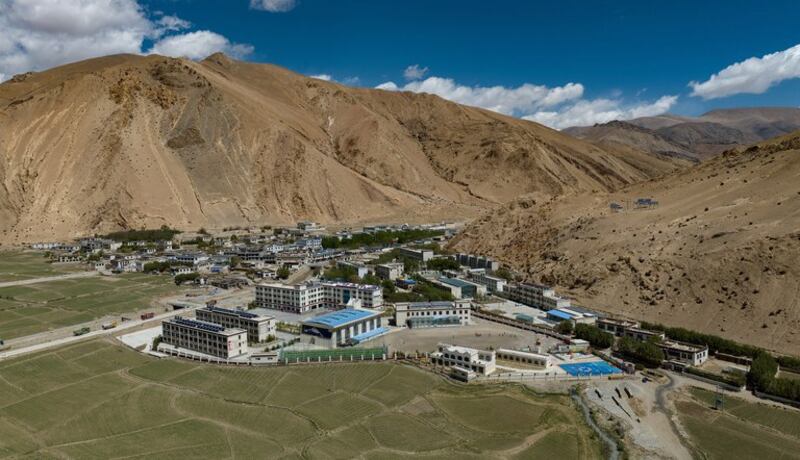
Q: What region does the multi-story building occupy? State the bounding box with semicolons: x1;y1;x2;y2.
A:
455;253;500;271
161;317;248;359
394;300;471;328
255;281;383;313
195;306;275;343
467;271;507;293
438;277;486;298
300;308;385;348
375;262;404;281
505;283;570;310
174;252;210;266
431;343;496;375
398;247;433;262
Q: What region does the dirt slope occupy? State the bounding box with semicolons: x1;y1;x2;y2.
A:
566;108;800;161
0;53;682;244
451;132;800;354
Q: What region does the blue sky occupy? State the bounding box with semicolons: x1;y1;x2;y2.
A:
2;0;799;128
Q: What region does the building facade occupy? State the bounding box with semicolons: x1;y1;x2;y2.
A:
255;281;383;313
161;317;248;359
505;283;570;310
467;271;507;293
394;300;471;328
375;262;404;280
398;247;434;262
496;348;552;369
300;308;385;348
431;343;496;375
455;253;500;271
195;306;275;343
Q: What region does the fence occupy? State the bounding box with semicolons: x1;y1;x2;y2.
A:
472;309;570;341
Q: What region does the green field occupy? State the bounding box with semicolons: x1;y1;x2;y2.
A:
0;272;181;340
0;340;604;459
677;387;800;459
0;251;79;283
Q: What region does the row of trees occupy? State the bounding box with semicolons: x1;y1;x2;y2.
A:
748;352;800;401
573;324;614;349
321;229;444;250
103;225;181;243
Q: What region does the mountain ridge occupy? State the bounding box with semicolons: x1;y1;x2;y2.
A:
0;53;684;245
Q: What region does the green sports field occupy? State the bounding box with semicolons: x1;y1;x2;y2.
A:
0;340;604;459
0;271;181;340
677;387;800;459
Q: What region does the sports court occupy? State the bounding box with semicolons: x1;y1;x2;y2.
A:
559;361;622;376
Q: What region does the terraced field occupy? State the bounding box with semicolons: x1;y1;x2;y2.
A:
677;387;800;459
0;271;181;340
0;340;604;459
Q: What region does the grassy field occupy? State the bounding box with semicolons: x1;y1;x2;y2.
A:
0;251;79;283
0;340;604;459
0;271;181;340
677;387;800;459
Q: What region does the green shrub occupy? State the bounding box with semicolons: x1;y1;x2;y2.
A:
574;324;614;349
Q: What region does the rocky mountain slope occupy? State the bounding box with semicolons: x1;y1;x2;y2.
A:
565;107;800;161
0;53;683;245
451;132;800;354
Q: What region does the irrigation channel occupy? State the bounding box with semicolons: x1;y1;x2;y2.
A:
571;387;620;460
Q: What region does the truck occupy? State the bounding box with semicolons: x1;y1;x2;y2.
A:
73;327;90;336
101;322;117;330
140;312;155;320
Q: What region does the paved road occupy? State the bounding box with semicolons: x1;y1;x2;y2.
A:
0;271;98;288
0;288;247;362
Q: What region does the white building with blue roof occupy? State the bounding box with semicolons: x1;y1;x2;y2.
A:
300;308;385;348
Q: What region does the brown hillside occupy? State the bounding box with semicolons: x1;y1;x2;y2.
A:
0;53;682;244
451;131;800;354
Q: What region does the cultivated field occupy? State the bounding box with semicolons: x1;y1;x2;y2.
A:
0;270;181;340
0;340;604;459
676;387;800;459
0;251;79;283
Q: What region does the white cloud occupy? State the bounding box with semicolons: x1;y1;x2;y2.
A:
149;31;253;60
310;74;332;81
250;0;297;12
689;43;800;99
375;76;584;115
376;74;676;130
376;81;399;91
403;64;428;80
0;0;251;81
524;95;678;129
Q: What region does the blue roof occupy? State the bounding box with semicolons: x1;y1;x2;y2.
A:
438;277;472;288
302;309;378;329
547;309;574;321
351;326;389;343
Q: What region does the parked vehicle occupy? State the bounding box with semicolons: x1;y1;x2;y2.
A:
101;322;117;330
73;327;90;336
140;312;155;320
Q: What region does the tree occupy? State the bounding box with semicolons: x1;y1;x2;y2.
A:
616;336;664;368
555;320;574;335
493;267;514;281
229;256;242;268
426;257;460;271
276;266;290;280
574;324;614;349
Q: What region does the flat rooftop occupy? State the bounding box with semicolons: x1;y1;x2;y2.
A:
203;306;273;321
399;301;459;309
301;308;380;329
166;317;244;336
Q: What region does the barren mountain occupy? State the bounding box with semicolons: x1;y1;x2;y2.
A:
0;53;683;245
451;132;800;354
565;107;800;161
